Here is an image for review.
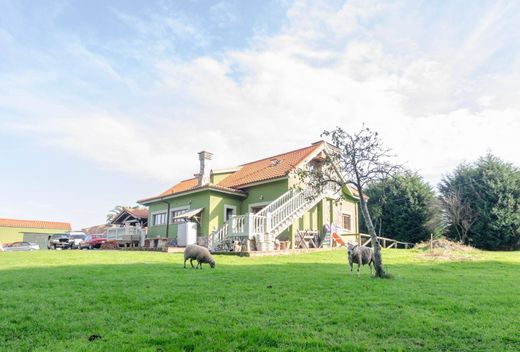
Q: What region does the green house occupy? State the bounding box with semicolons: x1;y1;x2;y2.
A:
138;142;360;250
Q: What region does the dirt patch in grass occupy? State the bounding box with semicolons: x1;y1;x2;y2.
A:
415;238;479;261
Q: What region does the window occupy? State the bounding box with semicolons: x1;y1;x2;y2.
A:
171;208;189;224
250;205;267;214
152;212;167;226
342;213;352;231
224;205;236;221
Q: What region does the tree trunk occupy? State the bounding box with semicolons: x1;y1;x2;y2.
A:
358;191;386;277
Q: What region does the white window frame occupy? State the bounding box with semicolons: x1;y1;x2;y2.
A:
248;201;270;213
224;205;237;221
151;211;168;227
170;206;190;224
342;212;353;232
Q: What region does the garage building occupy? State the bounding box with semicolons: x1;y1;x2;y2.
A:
0;218;72;249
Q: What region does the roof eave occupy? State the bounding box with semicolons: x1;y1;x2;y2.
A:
232;176;289;189
138;185;246;205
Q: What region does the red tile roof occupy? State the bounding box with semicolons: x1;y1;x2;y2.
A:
82;224;109;235
219;143;324;188
124;208;149;220
139;182;246;203
159;178;199;197
139;142;331;202
0;218;71;230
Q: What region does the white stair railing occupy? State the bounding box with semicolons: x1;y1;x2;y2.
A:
256;189;295;218
210;183;339;250
267;186;328;235
251;214;267;236
209;222;228;250
209;214;250;249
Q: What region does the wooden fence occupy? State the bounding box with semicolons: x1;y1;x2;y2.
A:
341;233;413;249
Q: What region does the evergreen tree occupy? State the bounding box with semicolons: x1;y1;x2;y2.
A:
363;171;438;243
439;154;520;250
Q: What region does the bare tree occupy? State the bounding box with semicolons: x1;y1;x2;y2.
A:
298;126;401;278
441;190;478;243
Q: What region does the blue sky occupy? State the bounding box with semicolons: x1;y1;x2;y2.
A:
1;0;520;229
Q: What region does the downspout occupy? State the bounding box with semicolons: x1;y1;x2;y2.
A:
161;200;171;238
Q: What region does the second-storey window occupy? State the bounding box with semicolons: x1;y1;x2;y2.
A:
152;212;167;226
342;213;352;231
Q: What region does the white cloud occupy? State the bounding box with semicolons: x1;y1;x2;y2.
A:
2;0;520;191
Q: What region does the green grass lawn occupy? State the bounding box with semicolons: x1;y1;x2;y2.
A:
0;248;518;352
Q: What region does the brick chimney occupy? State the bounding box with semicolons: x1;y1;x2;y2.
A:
197;151;213;186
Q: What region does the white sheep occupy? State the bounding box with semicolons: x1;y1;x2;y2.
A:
347;242;374;274
183;244;216;269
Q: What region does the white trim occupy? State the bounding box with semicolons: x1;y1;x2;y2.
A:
248;201;271;213
138;186;246;205
341;211;353;232
235;177;288;189
150;210;168;227
212;167;242;174
293;142;327;171
170;205;190;212
223;205;237;221
169;206;190;224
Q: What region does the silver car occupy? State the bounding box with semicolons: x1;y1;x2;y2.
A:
70;234;87;249
2;242;40;251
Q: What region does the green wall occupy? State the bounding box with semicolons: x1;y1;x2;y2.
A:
146;190;244;239
287;202;321;242
145;178;360;246
0;227;68;243
147;190;212;238
287;197;359;247
240;179;289;213
208;192;243;232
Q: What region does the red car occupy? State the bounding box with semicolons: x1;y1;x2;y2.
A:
79;235;107;249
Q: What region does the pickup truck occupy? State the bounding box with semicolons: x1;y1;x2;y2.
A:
47;234;74;249
79;235;107;249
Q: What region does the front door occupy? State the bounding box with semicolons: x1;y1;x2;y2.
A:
225;207;236;221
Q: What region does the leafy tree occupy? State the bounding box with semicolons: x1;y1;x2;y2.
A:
439;154;520;250
362;171;439;243
299;126;401;278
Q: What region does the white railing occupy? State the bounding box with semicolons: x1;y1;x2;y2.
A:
267;186;325;234
256;189;295;218
106;226;145;241
210;183;339;250
209;214;251;249
230;214;248;236
251;214;266;235
209;222;228;250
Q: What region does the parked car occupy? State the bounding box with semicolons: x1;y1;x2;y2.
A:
79;235;108;249
3;242;40;251
47;233;74;249
69;233;87;249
